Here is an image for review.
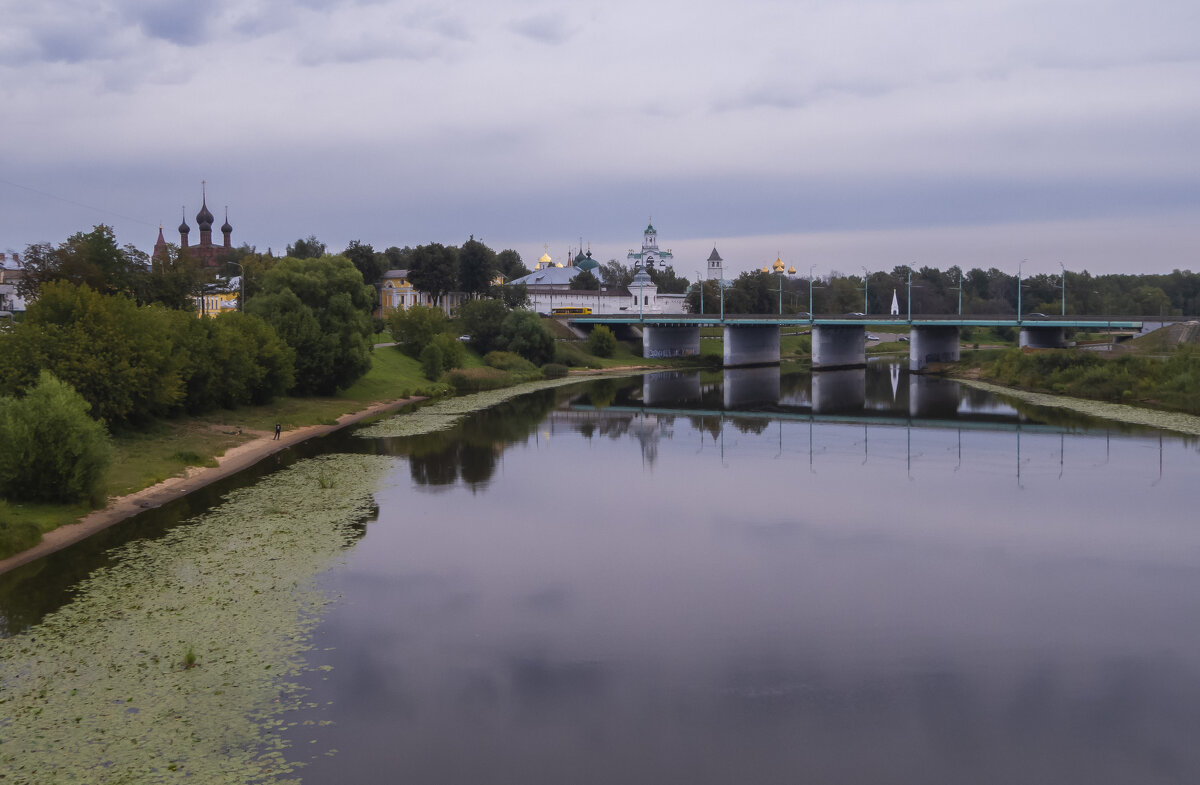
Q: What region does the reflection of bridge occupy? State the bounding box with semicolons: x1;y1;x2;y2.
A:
569;314;1147;370
562;369;1174;483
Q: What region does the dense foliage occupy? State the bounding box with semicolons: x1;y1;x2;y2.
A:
389;305;449;357
454;298;508;354
0;371;111;506
246;255;375;395
587;325;617;357
987;347;1200;414
499;310;555;366
0;282;295;425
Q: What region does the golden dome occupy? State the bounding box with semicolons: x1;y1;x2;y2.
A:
761;266;769;274
772;257;785;273
539;252;552;264
788;266;796;275
555;262;563;268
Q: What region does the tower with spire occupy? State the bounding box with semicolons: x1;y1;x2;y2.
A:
706;246;724;281
626;220;674;271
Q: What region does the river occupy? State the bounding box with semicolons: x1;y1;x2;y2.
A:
3;362;1200;784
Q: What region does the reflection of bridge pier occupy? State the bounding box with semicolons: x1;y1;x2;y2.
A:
811;368;866;413
908;375;961;418
643;371;703;406
723;367;781;408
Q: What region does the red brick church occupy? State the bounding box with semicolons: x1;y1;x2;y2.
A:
153;182;232;268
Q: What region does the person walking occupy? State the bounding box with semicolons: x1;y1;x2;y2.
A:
273;423;281;440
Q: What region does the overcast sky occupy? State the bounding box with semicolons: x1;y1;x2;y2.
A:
3;0;1198;277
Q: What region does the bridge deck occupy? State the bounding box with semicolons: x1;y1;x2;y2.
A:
570;314;1146;329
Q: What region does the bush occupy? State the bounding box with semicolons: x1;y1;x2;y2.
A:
484;351;536;373
444;367;513;392
0;371;112;506
430;333;466;370
553;342;602;368
420;342;444;380
542;363;569;379
388;305;448;358
587;325;617;357
455;299;509;355
500;310;555;365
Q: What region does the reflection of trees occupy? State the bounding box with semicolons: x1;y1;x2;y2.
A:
730;417;769;435
689;415;723;441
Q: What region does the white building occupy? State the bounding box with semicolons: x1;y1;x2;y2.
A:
509;247;687;315
706;247;724;281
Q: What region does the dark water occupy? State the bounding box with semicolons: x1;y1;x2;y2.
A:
7;364;1200;784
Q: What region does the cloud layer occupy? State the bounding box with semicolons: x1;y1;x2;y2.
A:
2;0;1198;275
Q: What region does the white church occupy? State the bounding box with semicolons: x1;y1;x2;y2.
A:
509;223;714;316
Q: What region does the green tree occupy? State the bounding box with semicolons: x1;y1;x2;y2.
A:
500;310;554;365
497;249;530;280
420;342;444;380
458;236;497;296
455;298;508;354
246;256;375;395
407;243;459;306
0;371;111;506
570;270;600;290
18;225;149;301
0;282;185;425
343;240;385;286
382;246;414;271
286;236;326;259
648;265;690;294
600;260;634;288
389;305;449;357
588;325;617;357
500;282;530;309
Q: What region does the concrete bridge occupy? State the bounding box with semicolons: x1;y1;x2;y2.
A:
569;314;1146;371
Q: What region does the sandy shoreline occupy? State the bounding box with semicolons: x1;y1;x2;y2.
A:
0;395;426;576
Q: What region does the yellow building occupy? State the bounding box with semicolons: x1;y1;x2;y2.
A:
377;269;469;318
195;290;239;317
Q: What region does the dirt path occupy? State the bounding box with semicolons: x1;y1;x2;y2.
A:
0;396;425;576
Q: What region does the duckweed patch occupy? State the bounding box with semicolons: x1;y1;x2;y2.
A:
0;453;392;784
959;380;1200;436
357;375;624;438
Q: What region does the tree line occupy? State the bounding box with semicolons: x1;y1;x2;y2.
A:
683;265;1200;316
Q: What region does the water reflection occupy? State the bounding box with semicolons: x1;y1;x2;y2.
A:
288;375;1200;784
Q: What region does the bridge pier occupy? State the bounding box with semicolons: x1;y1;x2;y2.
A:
642;325;700;359
1019;326;1067;349
812;325;865;369
723;325;780;367
909;325;960;371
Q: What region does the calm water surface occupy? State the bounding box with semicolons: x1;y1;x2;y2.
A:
7;364;1200;784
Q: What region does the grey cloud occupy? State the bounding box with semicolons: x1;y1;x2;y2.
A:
131;3;210;47
508;12;575;44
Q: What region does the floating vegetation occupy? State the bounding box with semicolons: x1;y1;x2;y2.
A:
0;453;392;784
357;374;625;438
960;379;1200;436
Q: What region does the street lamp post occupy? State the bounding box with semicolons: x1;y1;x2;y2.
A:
1059;262;1066;316
695;269;704;316
808;264;817;318
861;266;869;315
906;267;913;322
1017;259;1025;322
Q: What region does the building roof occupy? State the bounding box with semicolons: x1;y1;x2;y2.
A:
708;247;722;262
510;266;582;287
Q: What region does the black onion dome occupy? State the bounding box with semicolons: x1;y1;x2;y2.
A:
196;199;215;231
221;217;232;233
179;218;190;234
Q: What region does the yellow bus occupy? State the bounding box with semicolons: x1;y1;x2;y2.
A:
551;306;593;316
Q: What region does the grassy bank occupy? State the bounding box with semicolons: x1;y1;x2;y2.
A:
0;346;446;556
948;346;1200;415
